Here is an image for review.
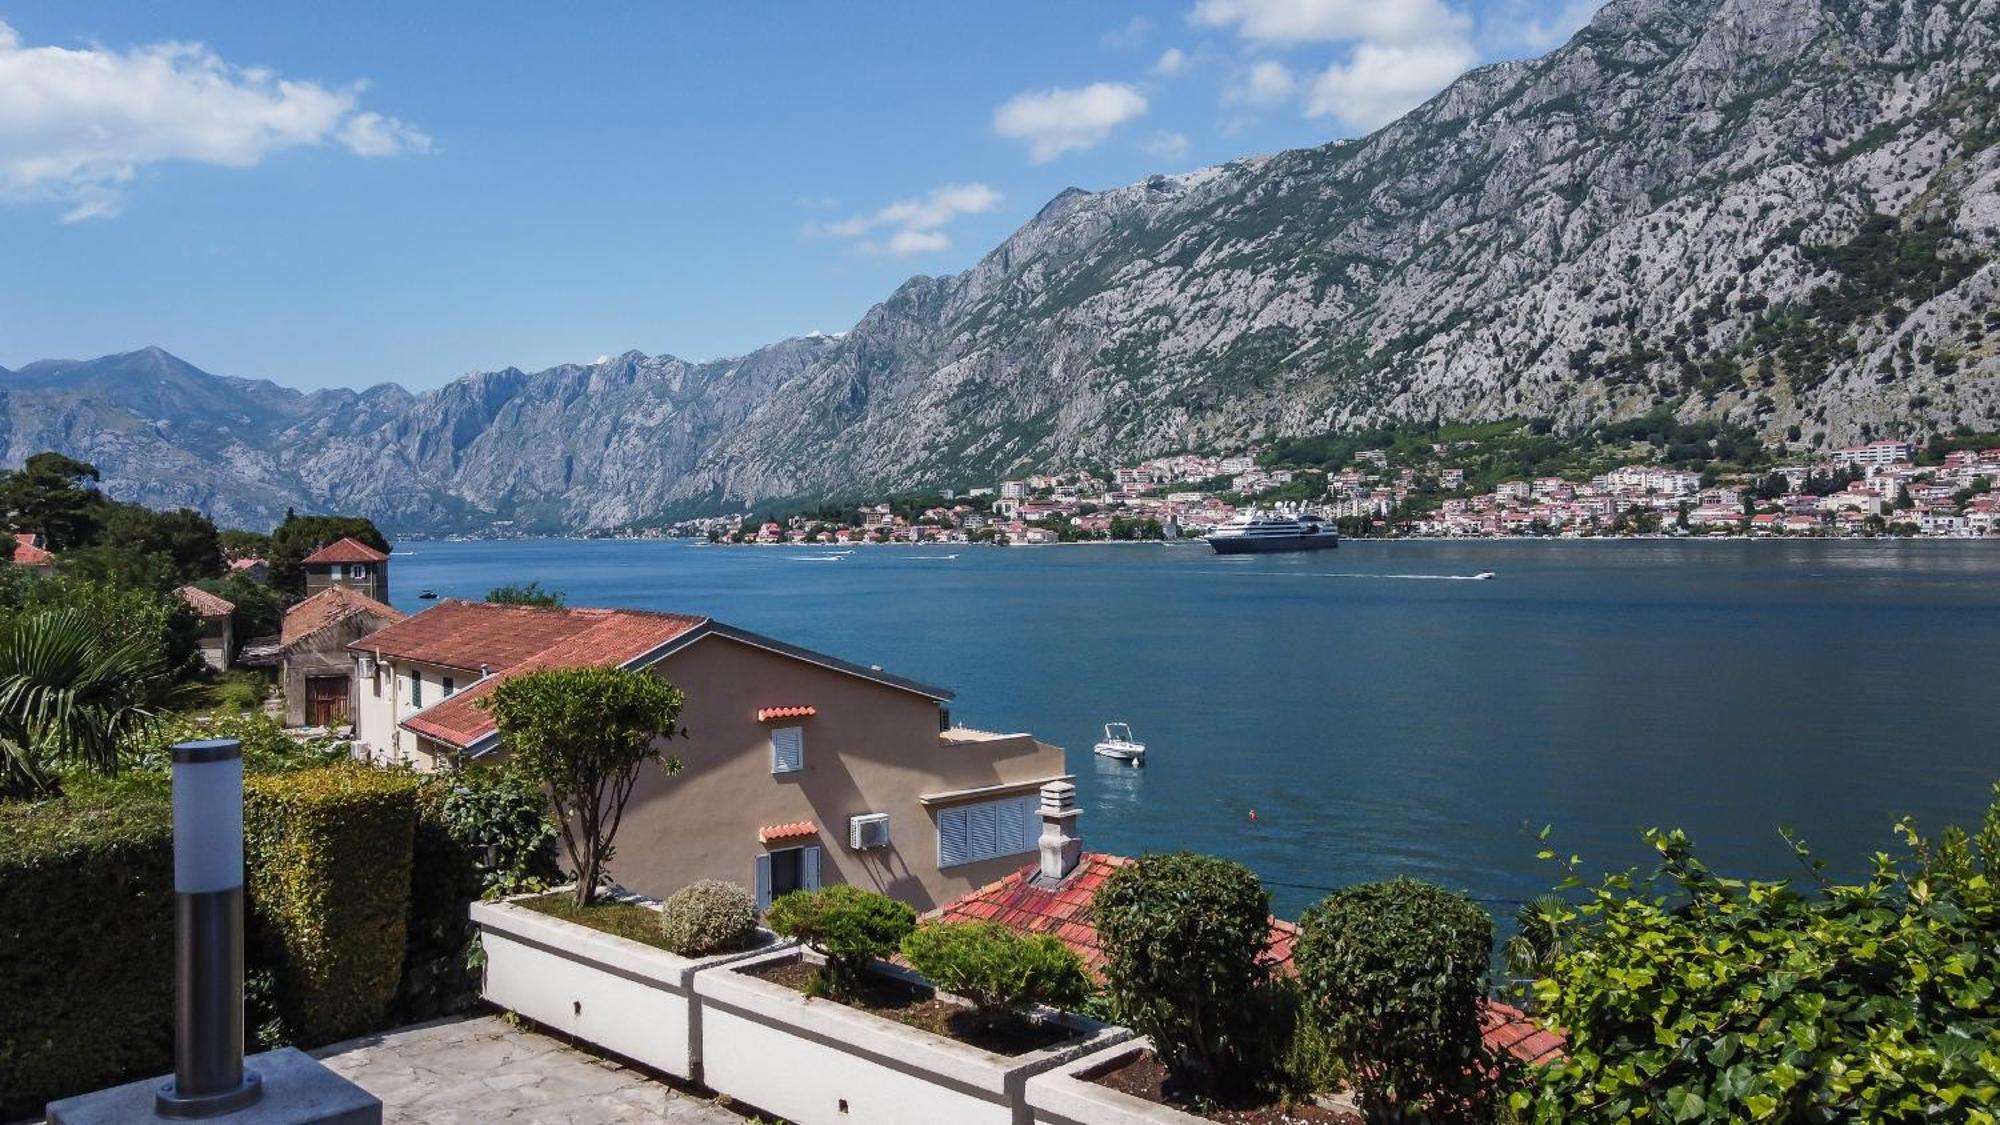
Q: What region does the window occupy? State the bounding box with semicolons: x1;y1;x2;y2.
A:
330;564;346;580
351;564;369;579
442;676;455;697
937;795;1040;868
754;844;821;910
409;670;423;708
371;664;382;698
770;726;804;774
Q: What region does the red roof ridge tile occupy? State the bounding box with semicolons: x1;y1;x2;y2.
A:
301;536;389;565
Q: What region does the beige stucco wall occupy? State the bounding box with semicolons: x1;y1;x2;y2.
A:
196;617;233;672
609;634;1066;912
349;650;472;764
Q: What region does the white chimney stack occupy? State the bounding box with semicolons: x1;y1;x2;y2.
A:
1036;780;1082;885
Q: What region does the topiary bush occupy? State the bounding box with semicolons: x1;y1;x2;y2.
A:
1092;851;1276;1096
0;790;175;1120
765;884;916;998
658;880;759;957
900;921;1091;1031
1295;878;1494;1121
245;764;420;1046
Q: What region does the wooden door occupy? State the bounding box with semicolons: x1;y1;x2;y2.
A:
305;676;349;727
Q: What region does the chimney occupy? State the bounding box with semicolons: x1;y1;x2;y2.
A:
1036;780;1082;885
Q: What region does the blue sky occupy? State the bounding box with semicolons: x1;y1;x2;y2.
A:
0;1;1600;390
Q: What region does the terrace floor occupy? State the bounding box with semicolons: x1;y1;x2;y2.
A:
315;1015;747;1124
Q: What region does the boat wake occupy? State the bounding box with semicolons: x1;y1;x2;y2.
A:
906;554;960;560
1309;571;1495;581
792;554;847;561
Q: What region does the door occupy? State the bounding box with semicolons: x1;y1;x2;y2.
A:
305;675;349;727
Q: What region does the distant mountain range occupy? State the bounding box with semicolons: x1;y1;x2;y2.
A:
5;0;1997;533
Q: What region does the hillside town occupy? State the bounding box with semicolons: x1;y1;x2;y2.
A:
677;437;2000;545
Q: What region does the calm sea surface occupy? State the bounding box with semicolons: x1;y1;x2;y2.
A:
388;539;2000;921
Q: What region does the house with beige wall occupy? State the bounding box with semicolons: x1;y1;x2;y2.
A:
349;600;1067;912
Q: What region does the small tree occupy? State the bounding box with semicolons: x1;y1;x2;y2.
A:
486;581;564;608
480;666;684;907
1092;852;1273;1096
1295;878;1494;1121
764;884;915;998
900;921;1091;1031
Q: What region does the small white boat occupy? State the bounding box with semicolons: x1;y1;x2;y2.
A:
1472;571;1495;580
1094;722;1146;764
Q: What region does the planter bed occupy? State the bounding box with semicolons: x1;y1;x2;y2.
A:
471;891;780;1082
1028;1041;1356;1125
695;945;1132;1125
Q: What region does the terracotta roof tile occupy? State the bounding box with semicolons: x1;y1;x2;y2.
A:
757;705;818;722
11;534;54;566
301;536;389;565
176;585;235;618
387;602;706;750
283;586;405;647
1480;1001;1566;1066
758;821;819;843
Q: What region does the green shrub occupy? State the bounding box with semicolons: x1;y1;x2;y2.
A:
1092;852;1275;1096
0;791;174;1120
245;765;419;1046
900;921;1091;1030
1523;796;2000;1123
765;884;916;998
127;713;345;775
658;880;759;957
1295;878;1494;1120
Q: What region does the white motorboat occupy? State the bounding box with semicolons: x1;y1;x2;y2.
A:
1094;722;1146;764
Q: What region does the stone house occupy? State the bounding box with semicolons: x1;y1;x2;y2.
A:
303;537;389;603
278;586;404;727
175;585;235;671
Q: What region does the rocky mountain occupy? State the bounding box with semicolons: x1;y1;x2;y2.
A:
5;0;1997;532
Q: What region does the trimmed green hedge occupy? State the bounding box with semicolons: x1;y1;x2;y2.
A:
245;766;420;1047
0;791;176;1121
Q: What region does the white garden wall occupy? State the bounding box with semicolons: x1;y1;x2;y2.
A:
1024;1040;1211;1125
692;947;1131;1125
470;896;778;1082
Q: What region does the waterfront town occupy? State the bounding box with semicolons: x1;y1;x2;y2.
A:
677;436;2000;545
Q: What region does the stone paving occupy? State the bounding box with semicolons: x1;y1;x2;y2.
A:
315;1015;750;1124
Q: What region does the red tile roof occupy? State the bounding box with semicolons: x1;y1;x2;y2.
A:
176;585;235;618
301;536;389;565
11;533;54;566
228;557;267;572
757;705;818;722
758;821;819;843
928;852;1563;1068
381;601;705;750
926;853;1298;976
282;586;405;647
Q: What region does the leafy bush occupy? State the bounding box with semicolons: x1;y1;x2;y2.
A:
900;921;1090;1029
1522;795;2000;1123
482;666;685;906
0;606;189;798
1295;878;1494;1120
245;765;419;1046
1092;852;1275;1096
0;790;175;1120
127;712;346;776
486;581;565;607
658;880;759;957
765;884;916;998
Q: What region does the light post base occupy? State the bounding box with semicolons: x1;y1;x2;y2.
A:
155;1067;262;1118
46;1048;379;1125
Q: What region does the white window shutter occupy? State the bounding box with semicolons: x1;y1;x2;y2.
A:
754;853;773;911
968;802;998;859
938;807;969;867
802;846;822;891
770;727;804;773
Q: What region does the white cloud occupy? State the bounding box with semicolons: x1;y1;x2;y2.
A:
1304;38;1478;130
1226;60;1298;106
810;182;1001;257
1102;16;1155;50
1152;47;1190;77
1487;0;1604;54
0;19;428;221
1190;0;1468;45
993;82;1149;163
1142;130;1192;160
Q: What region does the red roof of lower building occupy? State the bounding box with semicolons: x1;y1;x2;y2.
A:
283;586;405;647
301;536;389;565
175;585;235;618
927;852;1564;1068
386;602;706;750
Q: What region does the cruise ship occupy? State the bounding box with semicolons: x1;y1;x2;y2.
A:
1204;510;1340;554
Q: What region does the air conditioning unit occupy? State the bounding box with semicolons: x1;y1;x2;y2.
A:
849;813;891;850
357;655;377;678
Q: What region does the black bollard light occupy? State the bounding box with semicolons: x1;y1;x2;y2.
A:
156;738;263;1118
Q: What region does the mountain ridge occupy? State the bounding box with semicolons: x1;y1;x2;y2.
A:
4;0;1997;533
